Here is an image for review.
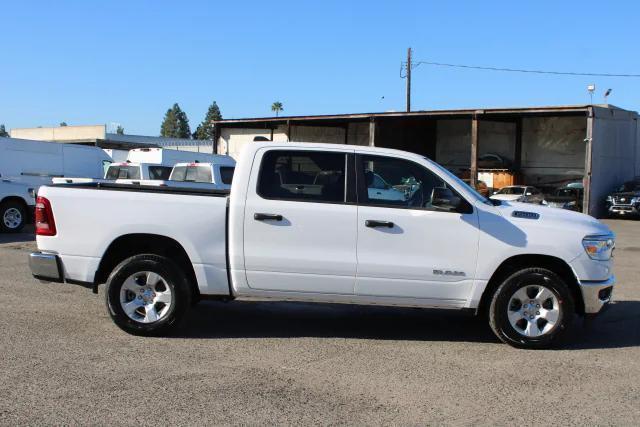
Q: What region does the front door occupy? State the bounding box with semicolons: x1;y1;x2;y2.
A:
243;148;357;294
355;154;479;305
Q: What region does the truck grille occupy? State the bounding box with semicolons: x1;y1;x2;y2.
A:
613;196;633;205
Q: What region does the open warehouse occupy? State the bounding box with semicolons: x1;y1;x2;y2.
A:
213;104;640;217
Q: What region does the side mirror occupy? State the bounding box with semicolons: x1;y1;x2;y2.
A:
492;191;498;195
526;192;532;196
431;187;462;211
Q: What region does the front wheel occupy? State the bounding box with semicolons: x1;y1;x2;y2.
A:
489;268;574;349
105;254;192;336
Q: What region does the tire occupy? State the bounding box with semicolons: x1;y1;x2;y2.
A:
105;254;192;336
0;200;27;233
489;267;574;349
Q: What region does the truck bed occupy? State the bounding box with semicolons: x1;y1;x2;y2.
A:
37;182;231;295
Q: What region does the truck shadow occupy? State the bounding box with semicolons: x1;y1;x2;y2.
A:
175;299;640;349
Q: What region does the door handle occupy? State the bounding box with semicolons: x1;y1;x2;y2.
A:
254;213;283;221
365;220;394;228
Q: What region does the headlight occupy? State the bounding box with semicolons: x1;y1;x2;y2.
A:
631;197;640;204
582;234;615;261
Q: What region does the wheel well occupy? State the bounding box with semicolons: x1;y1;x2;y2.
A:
478;254;585;316
95;234;199;298
1;196;29;210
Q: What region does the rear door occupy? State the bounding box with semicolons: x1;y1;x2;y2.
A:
243;148;357;294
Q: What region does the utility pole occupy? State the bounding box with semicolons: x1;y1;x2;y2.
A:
406;47;412;112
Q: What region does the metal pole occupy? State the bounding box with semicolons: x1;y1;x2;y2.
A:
406;48;412;112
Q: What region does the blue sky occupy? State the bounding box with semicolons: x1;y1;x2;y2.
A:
2;0;639;135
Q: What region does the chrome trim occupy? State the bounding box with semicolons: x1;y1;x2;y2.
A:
29;252;63;282
579;275;615;314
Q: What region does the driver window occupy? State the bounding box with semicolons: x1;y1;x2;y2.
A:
360;155;466;212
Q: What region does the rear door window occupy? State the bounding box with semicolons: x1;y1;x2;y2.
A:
258;150;346;203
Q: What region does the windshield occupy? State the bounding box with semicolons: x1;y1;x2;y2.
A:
423;157;489;204
497;187;525;195
555;188;577;197
618;181;640;192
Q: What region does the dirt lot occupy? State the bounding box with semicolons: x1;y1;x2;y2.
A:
0;220;639;425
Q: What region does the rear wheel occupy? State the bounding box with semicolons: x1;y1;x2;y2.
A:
105;254;192;336
0;200;26;233
489;268;574;349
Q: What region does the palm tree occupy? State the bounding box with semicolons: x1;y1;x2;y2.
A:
271;101;284;117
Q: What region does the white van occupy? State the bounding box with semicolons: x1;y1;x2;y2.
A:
103;149;129;163
127;148;215;165
0;137;112;188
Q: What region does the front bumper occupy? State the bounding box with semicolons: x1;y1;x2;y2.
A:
29;252;63;282
579;275;615;314
607;204;640;216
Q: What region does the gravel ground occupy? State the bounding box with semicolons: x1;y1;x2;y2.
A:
1;220;639;425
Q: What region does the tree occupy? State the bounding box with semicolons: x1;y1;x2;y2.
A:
59;122;67;127
194;101;222;140
271;101;283;117
160;103;191;138
116;125;125;135
0;124;8;137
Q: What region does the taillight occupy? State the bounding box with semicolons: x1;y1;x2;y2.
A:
35;196;56;236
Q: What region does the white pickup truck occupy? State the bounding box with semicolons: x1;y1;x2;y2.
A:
28;142;615;349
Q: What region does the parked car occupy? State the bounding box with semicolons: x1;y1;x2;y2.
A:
478;153;511;169
545;182;583;212
605;179;640;217
168;157;236;190
0;137;111;188
490;185;545;204
104;162;173;180
29;142;615;349
0;178;35;233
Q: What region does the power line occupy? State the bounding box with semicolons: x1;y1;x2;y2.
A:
406;60;640;78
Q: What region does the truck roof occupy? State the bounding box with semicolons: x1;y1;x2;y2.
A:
246;141;429;162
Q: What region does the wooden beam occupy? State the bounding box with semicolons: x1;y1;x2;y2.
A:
212;125;221;154
514;117;522;173
369;118;376;147
470;114;479;189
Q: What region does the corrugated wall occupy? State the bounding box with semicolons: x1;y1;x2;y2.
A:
589;107;639;216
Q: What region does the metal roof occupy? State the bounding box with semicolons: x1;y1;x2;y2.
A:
213;104;616;127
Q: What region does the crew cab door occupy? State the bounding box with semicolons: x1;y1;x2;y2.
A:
354;154;479;304
243;148;357;294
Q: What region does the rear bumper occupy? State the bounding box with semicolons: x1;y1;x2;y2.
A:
29;252;63;282
579;275;615;314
